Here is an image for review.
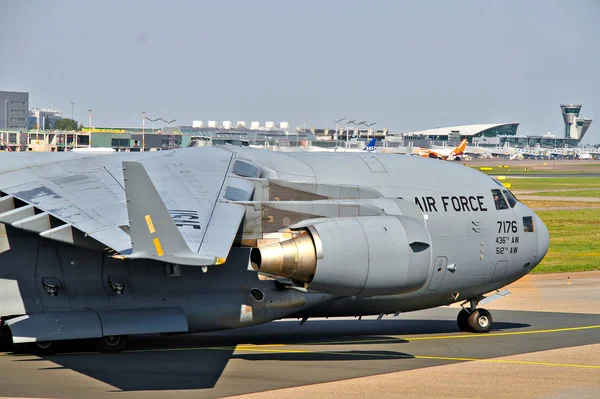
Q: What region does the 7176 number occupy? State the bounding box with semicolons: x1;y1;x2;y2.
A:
497;220;517;234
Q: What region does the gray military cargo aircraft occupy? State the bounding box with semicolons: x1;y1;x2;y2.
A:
0;146;549;353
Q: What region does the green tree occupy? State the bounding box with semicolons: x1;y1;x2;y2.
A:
54;118;79;131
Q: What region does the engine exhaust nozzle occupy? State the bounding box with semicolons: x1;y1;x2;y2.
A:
250;233;317;283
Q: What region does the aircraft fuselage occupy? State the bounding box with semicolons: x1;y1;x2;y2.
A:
0;148;550;349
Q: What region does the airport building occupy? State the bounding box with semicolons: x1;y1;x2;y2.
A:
0;90;29;131
27;108;64;130
0;128;189;152
166;120;316;148
406;123;520;143
560;104;593;141
1;101;594;152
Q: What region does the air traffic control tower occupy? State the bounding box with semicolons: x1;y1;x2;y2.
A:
560;104;593;141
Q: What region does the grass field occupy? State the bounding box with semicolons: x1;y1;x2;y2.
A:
510;176;600;272
505;177;600;191
473;166;600;176
524;189;600;198
479;170;600;176
520;200;600;208
533;209;600;273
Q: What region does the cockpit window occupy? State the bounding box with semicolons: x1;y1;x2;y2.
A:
492;189;509;210
503;189;518;208
523;216;534;232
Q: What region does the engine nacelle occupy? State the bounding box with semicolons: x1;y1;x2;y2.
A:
250;216;432;296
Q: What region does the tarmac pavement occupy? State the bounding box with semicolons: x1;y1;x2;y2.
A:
1;272;599;399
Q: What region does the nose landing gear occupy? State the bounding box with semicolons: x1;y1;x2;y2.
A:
457;298;493;333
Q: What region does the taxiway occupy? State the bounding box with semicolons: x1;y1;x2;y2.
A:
1;272;599;399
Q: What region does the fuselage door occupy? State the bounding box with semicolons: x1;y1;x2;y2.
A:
427;256;447;291
492;260;508;282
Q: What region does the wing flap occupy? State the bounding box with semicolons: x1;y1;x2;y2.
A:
123;161;244;266
0;148;245;255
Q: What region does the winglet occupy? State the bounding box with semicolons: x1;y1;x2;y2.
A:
122;161;216;266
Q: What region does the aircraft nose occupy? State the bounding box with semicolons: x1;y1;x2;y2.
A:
535;213;550;262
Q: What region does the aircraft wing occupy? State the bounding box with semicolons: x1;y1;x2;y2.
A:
0;148;246;266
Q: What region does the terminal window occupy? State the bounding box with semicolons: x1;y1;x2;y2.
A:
111;138;130;147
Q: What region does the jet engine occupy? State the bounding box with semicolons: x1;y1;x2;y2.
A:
250;216;432;296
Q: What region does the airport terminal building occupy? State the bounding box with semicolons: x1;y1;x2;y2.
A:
403;123;519;144
0;100;594;152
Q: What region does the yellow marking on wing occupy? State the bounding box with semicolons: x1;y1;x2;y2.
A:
145;214;156;234
153;237;164;257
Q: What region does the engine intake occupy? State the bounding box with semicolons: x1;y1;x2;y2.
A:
251;216;432;297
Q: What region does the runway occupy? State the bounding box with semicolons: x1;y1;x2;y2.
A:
1;272;599;399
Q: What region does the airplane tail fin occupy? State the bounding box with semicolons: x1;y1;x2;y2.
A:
122;161;216;266
451;139;468;156
363;138;377;151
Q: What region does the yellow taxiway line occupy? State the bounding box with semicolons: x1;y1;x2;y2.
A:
2;324;599;369
226;347;600;370
296;324;600;346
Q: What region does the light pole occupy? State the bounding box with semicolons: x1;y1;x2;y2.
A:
71;102;74;120
161;119;178;149
162;118;177;127
361;121;377;139
143;115;161;150
356;121;367;139
88;109;93;129
346;120;365;147
345;120;357;147
334;117;346;142
142;111;146;151
144;116;160;133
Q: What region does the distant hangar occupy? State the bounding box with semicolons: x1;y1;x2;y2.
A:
406;123;520;142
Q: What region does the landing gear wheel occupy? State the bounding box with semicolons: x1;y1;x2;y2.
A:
24;341;55;354
467;308;493;333
457;309;470;332
0;322;12;352
98;335;128;353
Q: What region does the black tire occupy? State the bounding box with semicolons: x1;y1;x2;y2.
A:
24;341;55;355
457;309;470;332
97;335;128;353
0;322;13;352
467;308;493;333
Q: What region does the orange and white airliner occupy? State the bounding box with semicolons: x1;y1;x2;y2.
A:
416;138;468;160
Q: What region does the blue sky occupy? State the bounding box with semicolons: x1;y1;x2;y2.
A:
1;0;598;143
